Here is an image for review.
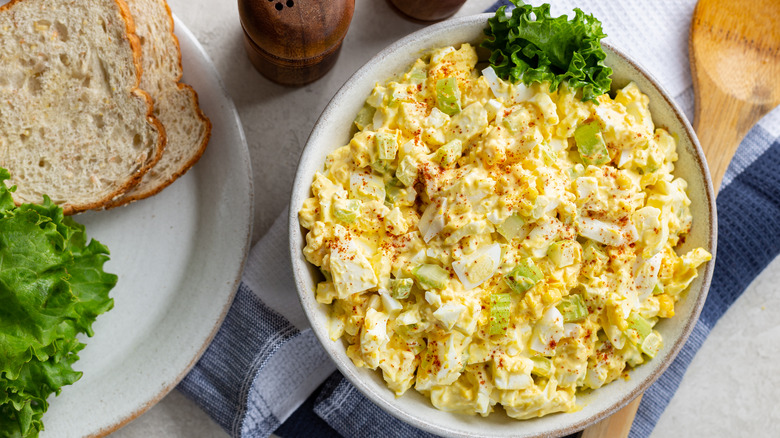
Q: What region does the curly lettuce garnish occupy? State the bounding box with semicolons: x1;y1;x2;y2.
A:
0;168;117;437
482;1;612;102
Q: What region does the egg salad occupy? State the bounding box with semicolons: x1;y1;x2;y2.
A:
299;43;711;419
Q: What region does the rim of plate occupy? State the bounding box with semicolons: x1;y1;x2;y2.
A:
290;13;715;438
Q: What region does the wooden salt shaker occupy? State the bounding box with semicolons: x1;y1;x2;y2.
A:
388;0;467;22
238;0;355;85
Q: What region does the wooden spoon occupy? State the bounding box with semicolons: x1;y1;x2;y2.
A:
689;0;780;191
582;0;780;437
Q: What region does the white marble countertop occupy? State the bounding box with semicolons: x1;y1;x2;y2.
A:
110;0;780;437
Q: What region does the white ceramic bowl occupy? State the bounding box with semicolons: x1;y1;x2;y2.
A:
289;14;716;438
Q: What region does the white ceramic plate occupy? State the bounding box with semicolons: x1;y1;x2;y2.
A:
290;13;715;438
37;17;253;438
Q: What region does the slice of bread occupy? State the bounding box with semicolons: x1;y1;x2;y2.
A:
0;0;165;214
108;0;211;207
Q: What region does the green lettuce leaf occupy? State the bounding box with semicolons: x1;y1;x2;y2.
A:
482;1;612;102
0;168;116;437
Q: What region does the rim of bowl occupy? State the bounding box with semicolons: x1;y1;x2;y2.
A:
289;13;717;438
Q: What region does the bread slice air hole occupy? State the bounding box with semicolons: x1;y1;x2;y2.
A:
27;75;42;95
54;21;69;42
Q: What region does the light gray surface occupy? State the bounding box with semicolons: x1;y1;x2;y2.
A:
110;0;779;437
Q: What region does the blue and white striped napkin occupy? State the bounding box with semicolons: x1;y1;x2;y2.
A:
177;1;780;437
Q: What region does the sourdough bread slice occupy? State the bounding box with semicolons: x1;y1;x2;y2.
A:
108;0;211;207
0;0;164;214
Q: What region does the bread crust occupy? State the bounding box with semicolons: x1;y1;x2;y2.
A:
106;0;211;208
0;0;25;13
111;83;211;205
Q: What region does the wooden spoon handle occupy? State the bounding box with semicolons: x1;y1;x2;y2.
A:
691;63;764;192
580;397;642;438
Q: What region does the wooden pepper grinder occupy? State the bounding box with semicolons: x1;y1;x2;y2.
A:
388;0;467;22
238;0;355;85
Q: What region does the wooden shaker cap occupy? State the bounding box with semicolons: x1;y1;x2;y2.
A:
238;0;355;85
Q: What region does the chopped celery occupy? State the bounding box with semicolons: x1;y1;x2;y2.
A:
434;139;462;168
640;331;663;358
332;197;361;223
652;282;664;295
385;179;415;205
504;259;543;294
370;159;395;175
530;356;553;377
547;240;582;268
556;295;587;323
489;293;511;336
395;323;412;338
409;69;427;85
396;155;418;187
626;312;652;344
410;70;427;84
582;240;608;266
354;104;375;131
406;60;427;85
435;77;461;116
496;214;525;240
413;264;450;290
375;131;398;160
390;278;414;299
574;121;610;165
